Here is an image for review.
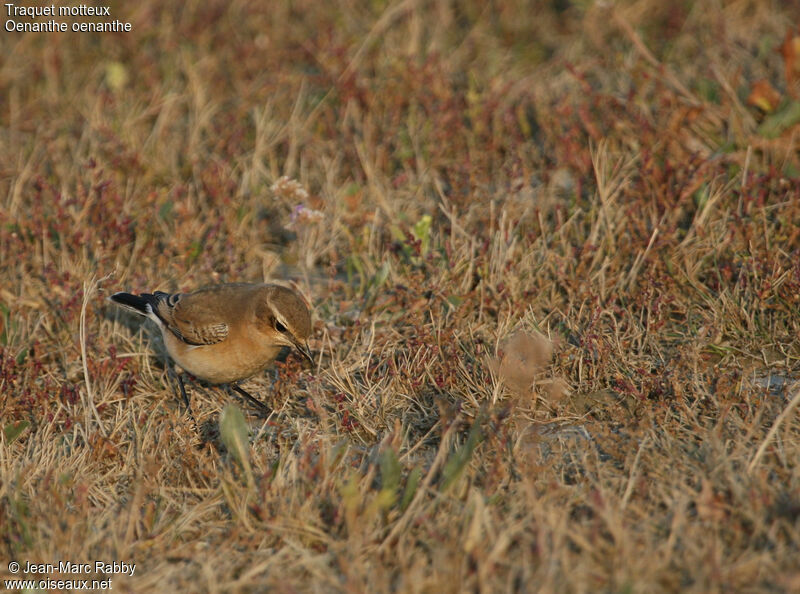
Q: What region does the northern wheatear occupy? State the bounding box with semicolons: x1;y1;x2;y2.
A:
110;283;313;415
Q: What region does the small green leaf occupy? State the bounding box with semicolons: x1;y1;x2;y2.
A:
695;78;720;104
440;419;483;492
446;295;464;310
379;446;401;507
346;254;366;293
158;200;174;222
693;184;710;209
757;101;800;139
220;405;254;486
400;467;422;511
15;349;27;365
783;161;800;178
187;239;203;264
370;260;391;291
0;302;9;346
412;215;433;255
4;421;30;444
11;492;32;548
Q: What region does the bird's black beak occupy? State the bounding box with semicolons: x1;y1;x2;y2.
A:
292;339;314;367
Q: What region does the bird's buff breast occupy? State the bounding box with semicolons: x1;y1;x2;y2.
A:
163;332;282;384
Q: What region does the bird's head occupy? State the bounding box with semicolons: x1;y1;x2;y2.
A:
257;285;313;365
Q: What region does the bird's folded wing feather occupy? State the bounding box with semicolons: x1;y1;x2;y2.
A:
156;293;229;345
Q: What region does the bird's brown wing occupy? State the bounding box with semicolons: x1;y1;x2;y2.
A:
155;291;229;346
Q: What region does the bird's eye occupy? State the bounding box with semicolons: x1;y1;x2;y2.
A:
275;321;287;333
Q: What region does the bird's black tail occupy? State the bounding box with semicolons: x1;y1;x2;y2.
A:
110;292;168;316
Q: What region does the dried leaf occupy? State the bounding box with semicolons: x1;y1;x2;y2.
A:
747;79;782;113
542;377;571;403
493;331;554;395
778;27;800;92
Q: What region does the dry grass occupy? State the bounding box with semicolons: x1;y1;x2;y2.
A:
2;0;800;591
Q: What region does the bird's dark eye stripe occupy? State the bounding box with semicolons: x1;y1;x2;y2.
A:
275;321;287;333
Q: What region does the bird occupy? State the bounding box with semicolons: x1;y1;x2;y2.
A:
109;282;313;417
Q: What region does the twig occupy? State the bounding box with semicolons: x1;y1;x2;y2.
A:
613;12;700;106
80;272;114;437
621;435;650;509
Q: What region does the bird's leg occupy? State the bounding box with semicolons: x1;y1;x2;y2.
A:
169;368;198;428
231;383;271;415
177;374;194;417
